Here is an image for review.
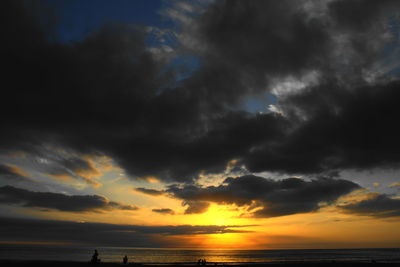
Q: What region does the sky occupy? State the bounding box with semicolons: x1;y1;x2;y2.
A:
1;0;400;249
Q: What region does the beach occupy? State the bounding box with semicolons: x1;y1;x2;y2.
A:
1;260;400;267
1;247;399;266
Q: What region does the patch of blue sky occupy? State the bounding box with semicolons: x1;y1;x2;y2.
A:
381;15;400;78
169;56;201;81
146;27;178;48
154;55;202;94
43;0;167;43
387;66;400;77
241;93;278;114
41;0;201;88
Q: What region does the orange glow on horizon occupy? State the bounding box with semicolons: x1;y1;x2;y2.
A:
199;233;258;249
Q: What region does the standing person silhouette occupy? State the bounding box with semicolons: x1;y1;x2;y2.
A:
123;255;128;264
91;249;99;264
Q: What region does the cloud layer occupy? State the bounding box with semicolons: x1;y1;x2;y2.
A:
152;208;175;215
0;185;137;212
139;175;360;217
339;193;400;218
0;2;399;251
0;217;251;247
2;0;400;184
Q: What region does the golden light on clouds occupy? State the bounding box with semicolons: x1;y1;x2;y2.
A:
6;164;30;178
187;204;249;226
390;182;400;188
1;150;399;249
47;172;102;188
47;173;74;182
143;176;161;183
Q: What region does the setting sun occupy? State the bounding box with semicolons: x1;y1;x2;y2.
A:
193;205;243;226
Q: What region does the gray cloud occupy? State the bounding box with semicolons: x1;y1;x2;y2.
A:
48;156;99;177
182;201;210;215
0;217;252;247
45;155;102;187
0;185;138;212
0;164;42;191
1;0;400;186
152;208;175;215
136;187;165;196
160;175;360;217
243;80;400;174
338;193;400;218
0;164;28;181
0;164;20;176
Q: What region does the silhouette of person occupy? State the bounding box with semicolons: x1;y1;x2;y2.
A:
91;249;99;264
123;255;128;264
197;259;201;265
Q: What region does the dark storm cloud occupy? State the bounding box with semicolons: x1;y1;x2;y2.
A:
179;0;400;175
0;185;138;212
0;217;251;246
3;0;283;182
339;194;400;218
169;0;400;177
180;0;399;89
152;175;360;217
152;208;175;215
194;0;330;77
244;80;400;174
2;0;400;185
328;0;400;30
182;201;210;214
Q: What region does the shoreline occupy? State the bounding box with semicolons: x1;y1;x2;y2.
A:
1;260;400;267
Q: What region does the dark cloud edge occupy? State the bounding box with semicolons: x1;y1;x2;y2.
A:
137;175;362;218
152;208;175;215
338;193;400;218
0;185;138;212
0;216;255;247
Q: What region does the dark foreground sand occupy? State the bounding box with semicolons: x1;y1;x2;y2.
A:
1;261;399;267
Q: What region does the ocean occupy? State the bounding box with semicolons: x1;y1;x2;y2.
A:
0;246;399;264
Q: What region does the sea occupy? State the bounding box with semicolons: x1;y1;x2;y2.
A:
0;246;399;264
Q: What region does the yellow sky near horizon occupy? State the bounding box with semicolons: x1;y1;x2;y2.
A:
16;193;400;249
1;154;400;249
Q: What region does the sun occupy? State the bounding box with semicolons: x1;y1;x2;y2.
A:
185;204;258;248
184;204;265;249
